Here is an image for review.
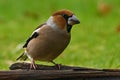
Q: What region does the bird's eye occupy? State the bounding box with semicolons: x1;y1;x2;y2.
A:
62;14;68;18
62;14;69;20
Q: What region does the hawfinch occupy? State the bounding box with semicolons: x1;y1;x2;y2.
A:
16;9;80;69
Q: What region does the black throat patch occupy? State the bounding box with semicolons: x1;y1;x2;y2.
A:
67;24;72;33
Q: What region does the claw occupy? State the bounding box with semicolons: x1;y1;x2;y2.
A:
51;61;61;70
30;58;37;70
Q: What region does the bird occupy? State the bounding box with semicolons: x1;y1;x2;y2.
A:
16;9;80;69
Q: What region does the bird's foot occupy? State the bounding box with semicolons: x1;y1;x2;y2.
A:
30;63;37;70
29;59;37;70
54;64;61;70
51;61;61;70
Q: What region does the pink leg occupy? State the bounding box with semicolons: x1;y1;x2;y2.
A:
30;58;37;70
51;61;61;70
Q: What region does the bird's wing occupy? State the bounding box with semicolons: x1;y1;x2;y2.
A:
23;32;39;48
23;23;46;48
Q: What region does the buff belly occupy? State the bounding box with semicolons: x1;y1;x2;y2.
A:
26;29;70;62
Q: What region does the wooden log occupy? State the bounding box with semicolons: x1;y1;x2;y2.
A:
0;62;120;80
9;62;101;70
0;69;120;80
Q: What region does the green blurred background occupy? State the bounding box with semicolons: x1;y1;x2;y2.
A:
0;0;120;70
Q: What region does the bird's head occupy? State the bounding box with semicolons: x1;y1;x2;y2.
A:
47;9;80;32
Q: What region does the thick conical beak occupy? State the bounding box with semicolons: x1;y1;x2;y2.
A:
68;15;80;25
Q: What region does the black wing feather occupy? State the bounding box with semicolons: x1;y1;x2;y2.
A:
23;23;46;48
23;32;39;48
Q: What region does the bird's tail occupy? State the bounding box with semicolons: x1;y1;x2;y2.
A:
16;52;28;61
